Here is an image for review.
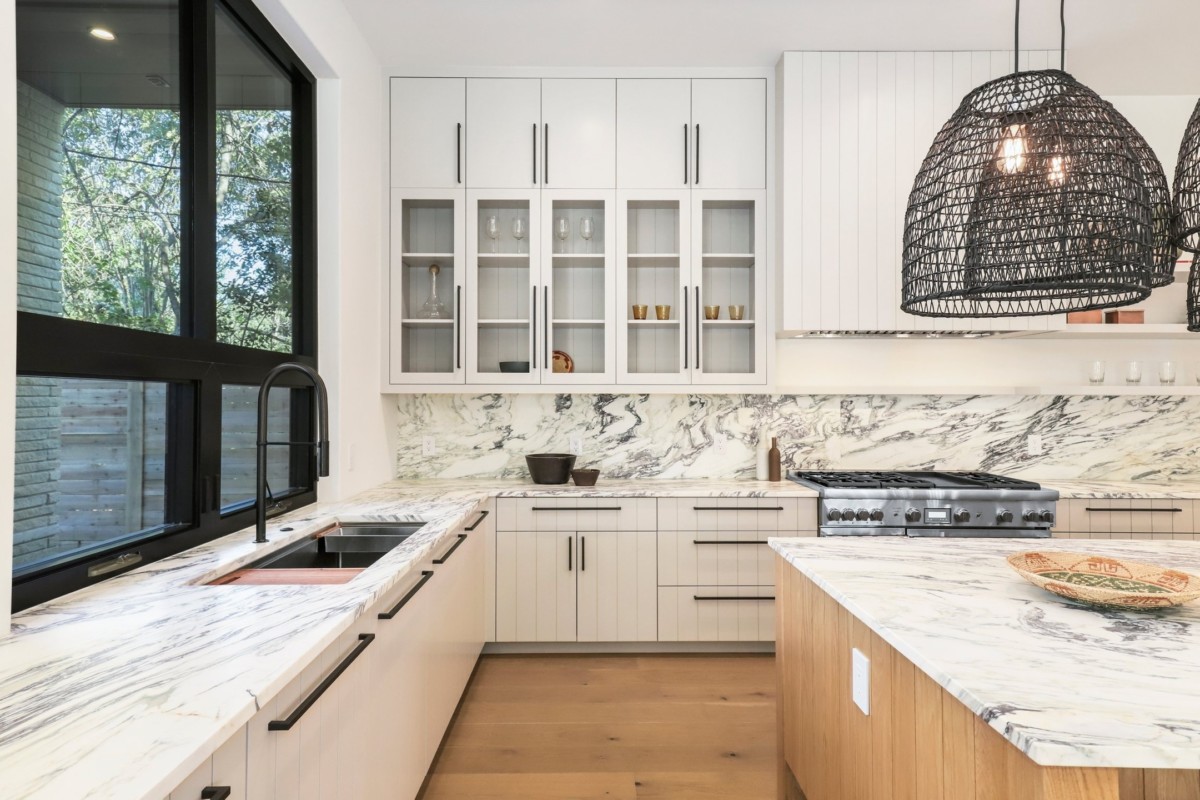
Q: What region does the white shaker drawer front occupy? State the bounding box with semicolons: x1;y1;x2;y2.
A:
657;530;792;587
657;586;775;642
496;497;656;532
1057;498;1195;539
657;497;815;532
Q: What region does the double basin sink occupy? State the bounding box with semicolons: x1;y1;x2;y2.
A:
210;520;427;585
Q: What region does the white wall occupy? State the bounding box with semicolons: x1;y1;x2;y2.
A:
252;0;393;499
1;0;16;632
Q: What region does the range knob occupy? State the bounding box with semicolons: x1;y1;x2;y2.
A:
827;508;843;522
996;509;1014;524
869;509;885;521
905;508;922;523
855;508;871;522
1039;510;1056;524
1022;509;1040;523
953;508;971;523
842;508;856;522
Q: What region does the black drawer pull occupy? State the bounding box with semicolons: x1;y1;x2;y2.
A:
433;533;467;564
693;595;775;601
1084;507;1182;513
567;536;573;571
581;536;586;571
378;571;433;619
692;506;784;512
692;540;770;545
269;634;374;731
201;789;231;800
531;506;622;512
465;509;490;531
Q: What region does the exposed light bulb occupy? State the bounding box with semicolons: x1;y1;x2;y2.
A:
1047;155;1068;185
995;123;1027;174
89;26;116;41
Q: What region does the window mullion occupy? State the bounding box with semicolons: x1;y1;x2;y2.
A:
181;0;218;341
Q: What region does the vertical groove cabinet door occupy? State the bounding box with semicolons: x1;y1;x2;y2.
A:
390;78;466;189
690;79;766;190
616;79;691;189
495;529;577;642
466;78;542;188
541;79;616;189
576;530;658;642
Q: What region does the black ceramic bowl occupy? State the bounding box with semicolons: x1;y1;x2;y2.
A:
571;468;599;487
525;453;577;484
499;361;530;373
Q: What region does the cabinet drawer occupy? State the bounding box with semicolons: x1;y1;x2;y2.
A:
496;497;656;531
657;497;815;532
1059;498;1195;538
657;586;774;642
658;529;808;587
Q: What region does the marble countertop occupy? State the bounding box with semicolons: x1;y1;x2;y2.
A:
770;536;1200;769
1040;480;1200;499
0;477;818;800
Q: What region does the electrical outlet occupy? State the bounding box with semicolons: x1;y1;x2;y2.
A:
713;435;727;455
852;648;870;715
1027;434;1044;456
569;435;584;456
422;436;436;457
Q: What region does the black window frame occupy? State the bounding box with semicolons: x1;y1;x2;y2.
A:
13;0;318;610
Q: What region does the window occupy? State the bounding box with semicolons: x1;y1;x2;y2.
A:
13;0;317;610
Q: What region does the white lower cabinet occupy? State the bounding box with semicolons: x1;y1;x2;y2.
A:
576;529;658;642
168;505;489;800
657;586;776;642
495;529;577;642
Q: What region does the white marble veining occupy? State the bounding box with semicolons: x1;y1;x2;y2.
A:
1042;479;1200;499
0;478;815;800
770;536;1200;769
394;393;1200;482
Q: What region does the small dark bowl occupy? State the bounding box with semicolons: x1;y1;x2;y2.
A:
525;453;577;484
499;361;530;373
571;468;599;487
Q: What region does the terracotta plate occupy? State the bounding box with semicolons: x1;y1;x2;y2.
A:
1007;550;1200;610
552;350;574;374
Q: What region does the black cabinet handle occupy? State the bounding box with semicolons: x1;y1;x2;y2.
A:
683;123;689;184
531;286;538;369
456;122;462;184
544;123;549;185
693;595;775;601
269;634;374;731
455;285;463;369
531;506;623;511
465;509;490;531
532;123;537;184
692;540;770;545
581;535;586;571
1084;507;1182;513
694;286;701;369
683;285;689;369
201;789;231;800
544;286;550;366
433;533;467;564
694;124;700;184
378;570;433;619
567;536;573;571
693;506;784;511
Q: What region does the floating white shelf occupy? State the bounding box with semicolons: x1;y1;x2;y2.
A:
702;319;755;328
627;319;680;326
477;318;528;326
553;319;605;325
401;252;455;259
399;318;454;326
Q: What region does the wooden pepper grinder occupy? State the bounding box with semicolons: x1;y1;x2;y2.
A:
768;436;781;482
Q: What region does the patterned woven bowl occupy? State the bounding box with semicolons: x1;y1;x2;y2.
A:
1007;550;1200;610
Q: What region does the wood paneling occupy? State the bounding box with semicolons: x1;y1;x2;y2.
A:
774;556;1192;800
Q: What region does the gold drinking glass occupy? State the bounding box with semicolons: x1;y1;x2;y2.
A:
631;304;648;320
704;305;720;320
655;304;672;320
728;305;745;321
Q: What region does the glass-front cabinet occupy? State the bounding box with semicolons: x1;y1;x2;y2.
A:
389;189;465;385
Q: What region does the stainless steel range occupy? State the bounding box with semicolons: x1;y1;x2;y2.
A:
787;470;1058;538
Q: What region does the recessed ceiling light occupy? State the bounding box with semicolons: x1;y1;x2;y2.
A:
89;27;116;41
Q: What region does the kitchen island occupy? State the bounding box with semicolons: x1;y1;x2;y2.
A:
771;537;1200;800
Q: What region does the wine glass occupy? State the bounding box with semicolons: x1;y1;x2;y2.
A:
512;217;527;254
484;215;499;254
555;218;570;254
579;217;595;254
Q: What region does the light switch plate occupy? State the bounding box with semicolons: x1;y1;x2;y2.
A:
1027;434;1044;456
852;648;870;715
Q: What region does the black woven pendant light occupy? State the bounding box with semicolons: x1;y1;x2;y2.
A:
1174;99;1200;254
1189;262;1200;332
902;0;1159;317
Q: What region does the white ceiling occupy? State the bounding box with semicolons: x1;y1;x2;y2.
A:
342;0;1200;95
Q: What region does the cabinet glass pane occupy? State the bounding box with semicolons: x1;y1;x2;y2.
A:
476;199;531;374
625;201;681;375
400;198;455;374
700;200;756;374
550;200;605;375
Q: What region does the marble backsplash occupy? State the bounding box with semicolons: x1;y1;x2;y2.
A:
393;394;1200;482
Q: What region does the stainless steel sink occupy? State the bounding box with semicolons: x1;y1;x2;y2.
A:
229;522;425;572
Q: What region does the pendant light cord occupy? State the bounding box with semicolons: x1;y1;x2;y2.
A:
1013;0;1020;73
1060;0;1066;70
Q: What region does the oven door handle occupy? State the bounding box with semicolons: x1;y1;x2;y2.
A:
906;527;1051;539
820;526;906;537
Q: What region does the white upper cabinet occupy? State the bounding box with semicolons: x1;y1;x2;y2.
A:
541;79;616;189
616;79;691;189
390;78;465;189
466;78;542;188
691;79;766;190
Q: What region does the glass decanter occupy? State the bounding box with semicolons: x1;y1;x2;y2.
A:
416;263;449;319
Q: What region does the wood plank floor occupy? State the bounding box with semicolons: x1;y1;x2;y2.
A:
420;654;776;800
